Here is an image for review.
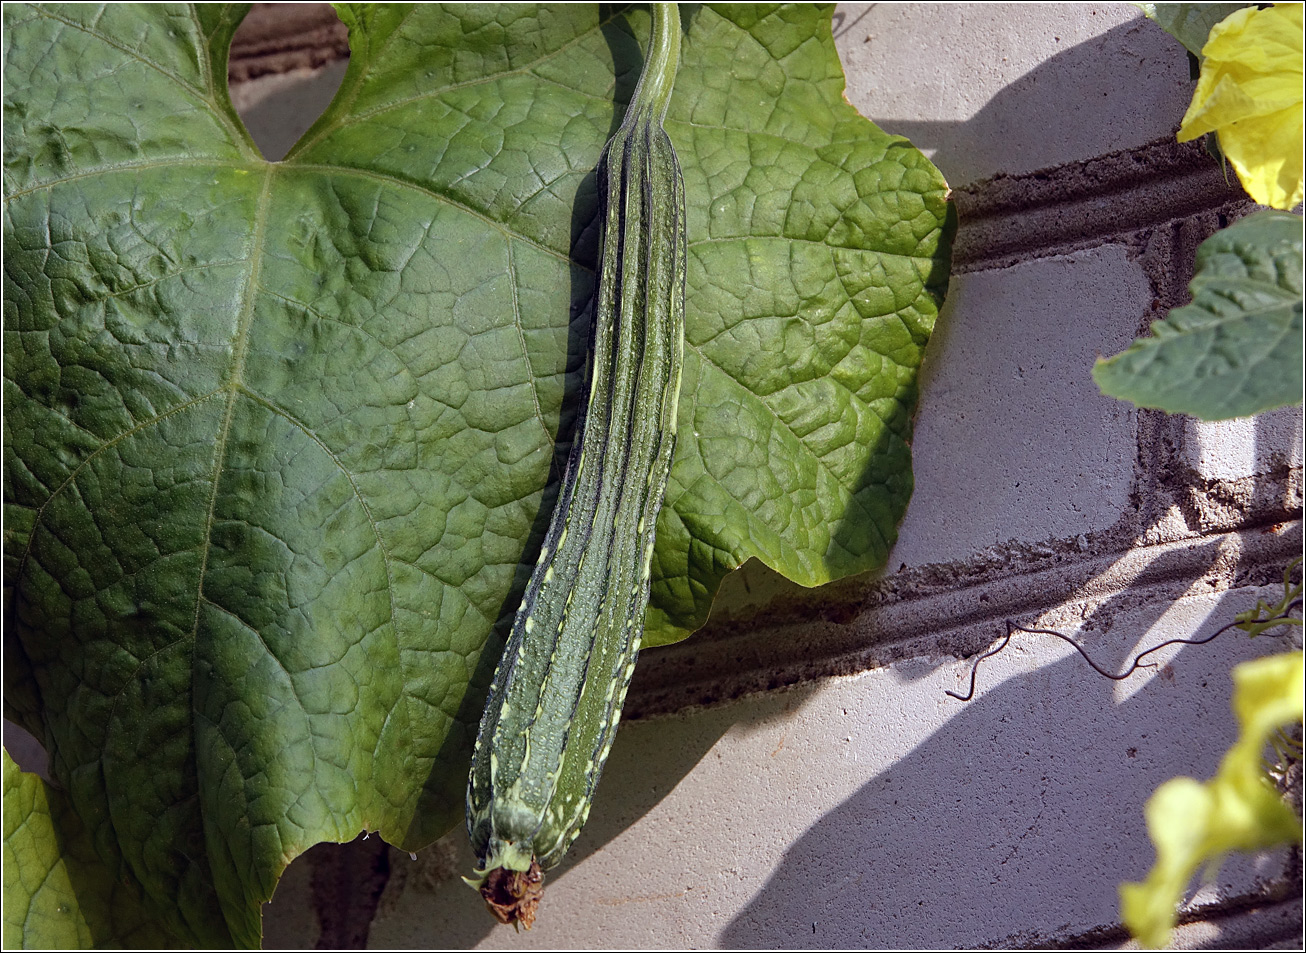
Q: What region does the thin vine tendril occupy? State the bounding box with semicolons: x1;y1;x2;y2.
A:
946;598;1303;702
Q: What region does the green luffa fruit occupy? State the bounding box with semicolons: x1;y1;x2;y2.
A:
464;2;686;929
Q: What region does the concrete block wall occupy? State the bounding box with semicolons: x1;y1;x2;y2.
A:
5;4;1301;949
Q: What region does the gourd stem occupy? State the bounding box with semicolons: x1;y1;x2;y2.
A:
628;3;681;125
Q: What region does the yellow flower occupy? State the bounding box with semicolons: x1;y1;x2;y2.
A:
1177;3;1304;210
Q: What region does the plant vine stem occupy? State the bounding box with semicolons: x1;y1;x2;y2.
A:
946;599;1304;702
629;4;681;124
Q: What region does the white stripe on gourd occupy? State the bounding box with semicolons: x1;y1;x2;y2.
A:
465;2;685;929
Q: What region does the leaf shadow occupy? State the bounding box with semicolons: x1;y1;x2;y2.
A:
845;16;1194;191
719;545;1296;947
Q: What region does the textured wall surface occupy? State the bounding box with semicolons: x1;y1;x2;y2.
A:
6;3;1301;949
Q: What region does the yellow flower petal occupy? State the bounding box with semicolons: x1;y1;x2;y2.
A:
1120;651;1305;949
1177;3;1304;209
1204;3;1303;76
1219;106;1305;209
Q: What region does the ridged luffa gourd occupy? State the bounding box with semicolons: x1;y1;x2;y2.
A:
465;2;685;929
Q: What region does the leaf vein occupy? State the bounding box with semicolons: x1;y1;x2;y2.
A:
4;158;257;203
504;238;554;446
236;386;402;647
686;342;890;555
286;162;586;270
9;389;227;622
27;6;208;100
188;165;272;734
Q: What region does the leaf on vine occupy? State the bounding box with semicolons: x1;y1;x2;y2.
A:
3;3;950;943
1093;210;1303;420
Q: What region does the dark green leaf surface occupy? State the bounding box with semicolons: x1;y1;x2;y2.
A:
1094;210;1303;420
4;3;950;944
1137;3;1250;60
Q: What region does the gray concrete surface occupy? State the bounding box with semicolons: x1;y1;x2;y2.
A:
891;246;1145;567
360;584;1300;949
1184;409;1305;483
838;3;1196;187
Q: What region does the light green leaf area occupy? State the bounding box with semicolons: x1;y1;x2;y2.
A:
1236;558;1303;638
3;2;950;946
1093;210;1303;420
3;749;181;949
1120;650;1304;949
1136;3;1251;60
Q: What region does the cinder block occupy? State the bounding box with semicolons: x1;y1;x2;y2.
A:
1159;895;1304;951
837;2;1195;186
891;246;1145;567
228;61;348;161
1182;408;1305;483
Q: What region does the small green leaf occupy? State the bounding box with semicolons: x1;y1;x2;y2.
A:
1136;3;1251;60
4;749;180;949
1120;650;1305;949
1235;557;1303;638
1093;210;1303;420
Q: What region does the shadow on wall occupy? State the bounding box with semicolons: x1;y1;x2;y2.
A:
720;551;1298;948
360;682;824;950
835;11;1193;187
1;719;47;777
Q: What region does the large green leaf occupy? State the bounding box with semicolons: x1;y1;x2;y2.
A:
1093;210;1303;420
3;2;950;945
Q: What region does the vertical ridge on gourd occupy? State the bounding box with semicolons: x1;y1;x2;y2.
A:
465;2;685;929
